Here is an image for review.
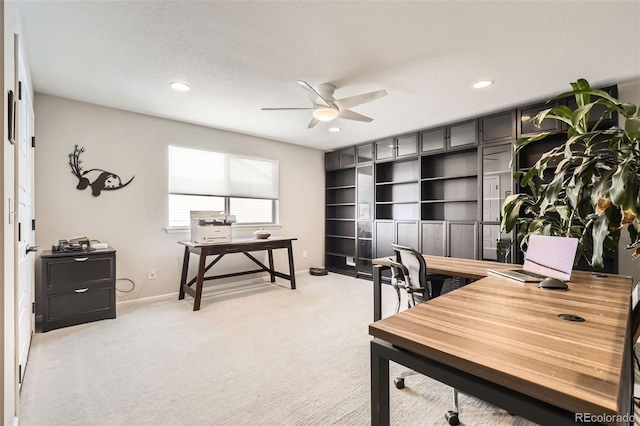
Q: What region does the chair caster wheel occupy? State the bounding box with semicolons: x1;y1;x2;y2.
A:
445;411;460;425
393;378;404;389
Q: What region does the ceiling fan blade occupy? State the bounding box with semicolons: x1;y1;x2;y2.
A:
339;109;373;122
261;107;314;110
308;117;320;129
333;89;387;111
297;80;331;108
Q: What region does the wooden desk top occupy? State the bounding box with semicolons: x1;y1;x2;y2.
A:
373;255;520;280
370;256;633;416
179;236;297;248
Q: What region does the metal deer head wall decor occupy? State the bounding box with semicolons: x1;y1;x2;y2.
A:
68;145;135;196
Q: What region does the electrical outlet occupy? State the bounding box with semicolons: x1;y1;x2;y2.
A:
148;268;157;280
302;250;308;258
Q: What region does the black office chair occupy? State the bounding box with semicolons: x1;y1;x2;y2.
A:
388;243;460;426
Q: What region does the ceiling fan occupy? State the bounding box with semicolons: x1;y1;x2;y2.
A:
262;81;387;129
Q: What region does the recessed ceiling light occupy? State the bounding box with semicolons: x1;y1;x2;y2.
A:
328;127;341;132
473;80;494;89
170;82;191;91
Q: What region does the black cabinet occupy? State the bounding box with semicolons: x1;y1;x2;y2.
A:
448;119;478;150
517;101;563;137
40;249;116;332
563;84;618;130
374;220;419;257
375;134;418;162
325;147;356;170
420;127;447;154
421;120;478;154
356;143;374;164
421;220;477;259
479;110;516;144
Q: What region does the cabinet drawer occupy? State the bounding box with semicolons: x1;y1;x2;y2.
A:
250;242;288;251
45;254;114;288
46;286;114;321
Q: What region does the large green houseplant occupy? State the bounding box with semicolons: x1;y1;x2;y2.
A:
501;79;640;269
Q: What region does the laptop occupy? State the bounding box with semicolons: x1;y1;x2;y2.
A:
487;235;579;283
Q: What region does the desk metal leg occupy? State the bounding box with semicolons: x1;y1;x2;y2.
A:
193;252;207;311
268;249;275;283
287;241;296;289
373;264;383;321
371;339;390;426
179;246;190;300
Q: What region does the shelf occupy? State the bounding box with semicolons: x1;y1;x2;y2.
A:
326;218;355;221
376;201;419;205
326;235;356;240
421;174;477;182
375;179;418;186
421;199;477;204
326;185;356;190
483;170;511;176
326;203;356;207
326;251;355;258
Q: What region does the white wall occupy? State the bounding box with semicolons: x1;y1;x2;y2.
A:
34;94;325;304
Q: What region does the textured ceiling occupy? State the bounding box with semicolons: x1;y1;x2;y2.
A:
17;1;640;151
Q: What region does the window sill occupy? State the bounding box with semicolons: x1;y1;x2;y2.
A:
165;224;282;234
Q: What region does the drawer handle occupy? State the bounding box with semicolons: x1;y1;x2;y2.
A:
74;257;89;262
74;288;89;293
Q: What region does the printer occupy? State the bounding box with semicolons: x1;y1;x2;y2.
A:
190;211;236;244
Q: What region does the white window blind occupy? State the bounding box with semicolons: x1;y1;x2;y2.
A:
168;145;279;199
168;145;279;227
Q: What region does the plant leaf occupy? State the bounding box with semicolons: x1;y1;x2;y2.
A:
591;212;609;269
625;116;640;141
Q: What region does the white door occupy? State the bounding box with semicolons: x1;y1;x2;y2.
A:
16;48;35;388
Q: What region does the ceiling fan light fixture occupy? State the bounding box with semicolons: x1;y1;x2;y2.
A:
170;81;191;91
473;80;494;89
313;107;339;121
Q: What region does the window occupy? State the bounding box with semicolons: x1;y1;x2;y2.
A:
168;145;279;227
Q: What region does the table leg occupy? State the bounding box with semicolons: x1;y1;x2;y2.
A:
371;339;390;426
287;241;296;289
268;249;275;282
179;246;190;300
373;264;383;321
193;251;207;311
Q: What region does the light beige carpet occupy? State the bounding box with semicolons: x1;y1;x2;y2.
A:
19;273;546;425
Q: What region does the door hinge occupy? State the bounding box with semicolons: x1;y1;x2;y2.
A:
18;81;22;100
31;136;35;148
32;302;35;314
18;364;22;383
32;219;35;231
18;222;21;241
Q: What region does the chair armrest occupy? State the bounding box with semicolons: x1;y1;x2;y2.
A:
388;259;410;277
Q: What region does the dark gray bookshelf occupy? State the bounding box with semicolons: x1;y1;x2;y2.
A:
324;84;620;279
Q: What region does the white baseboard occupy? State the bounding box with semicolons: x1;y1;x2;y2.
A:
116;271;303;307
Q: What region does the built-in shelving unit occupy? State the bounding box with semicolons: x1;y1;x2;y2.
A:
325;164;356;275
325;84;620;278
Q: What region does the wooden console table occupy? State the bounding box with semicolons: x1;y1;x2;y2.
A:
178;237;297;311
